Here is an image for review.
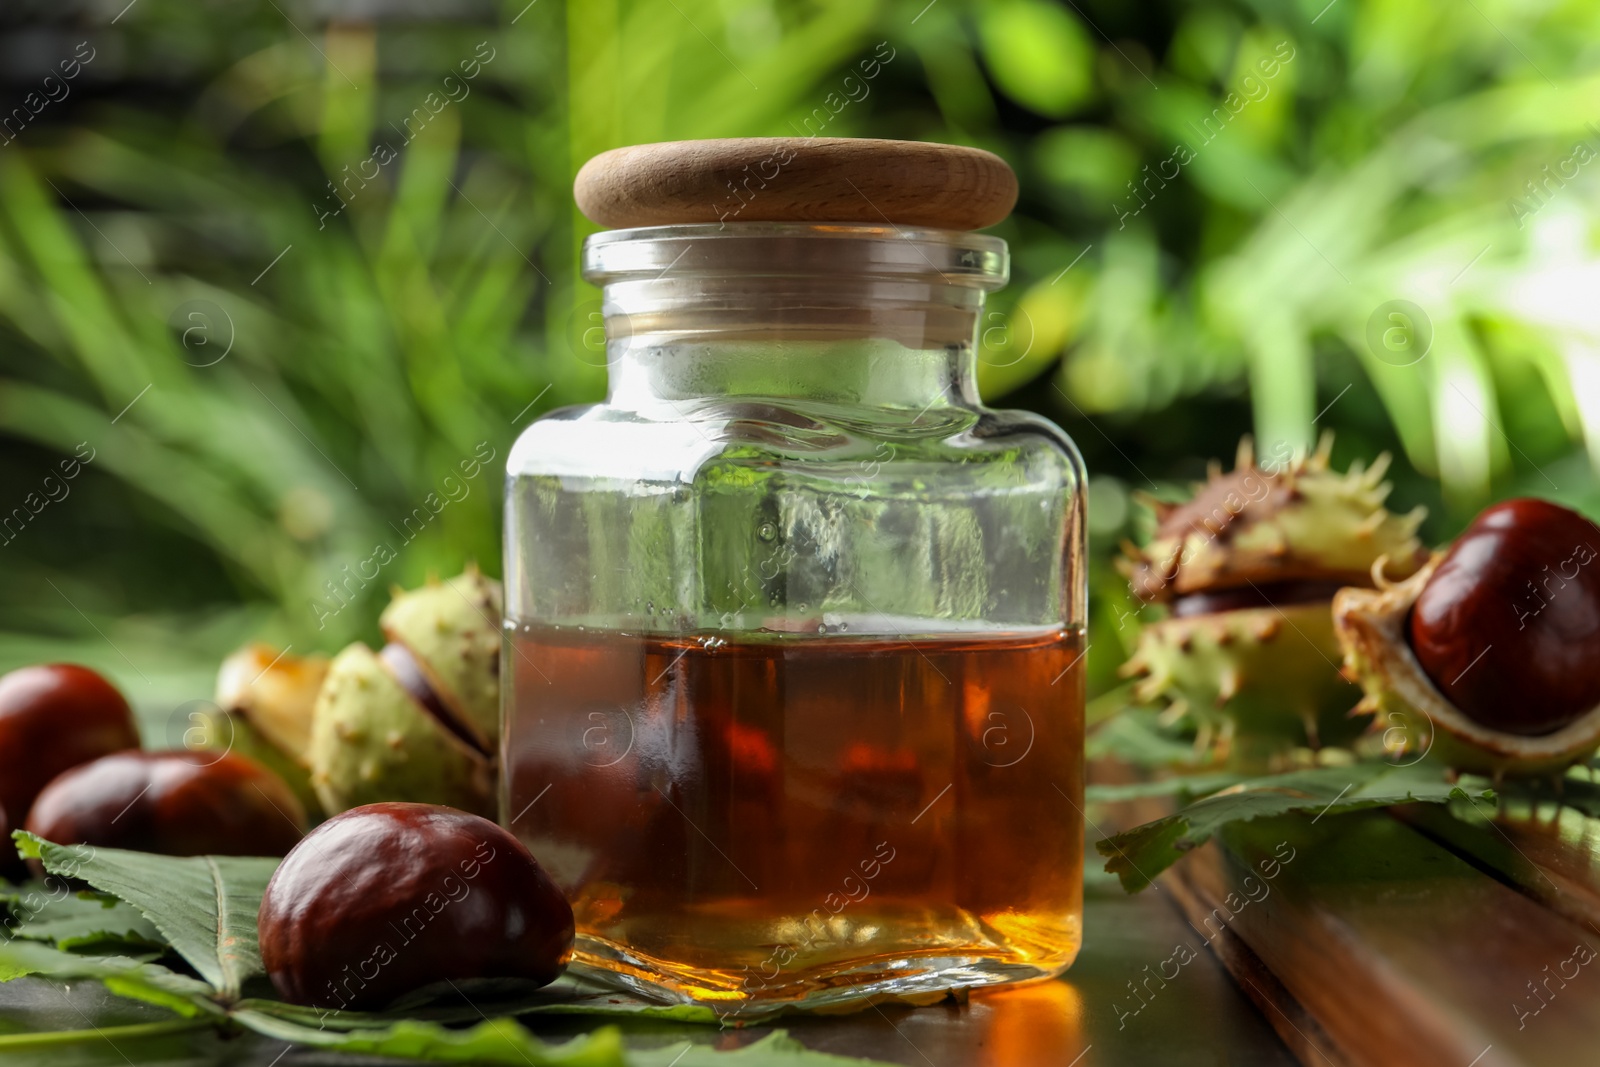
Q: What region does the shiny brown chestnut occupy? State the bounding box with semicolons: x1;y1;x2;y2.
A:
1409;498;1600;735
258;803;573;1010
26;750;306;858
0;664;141;832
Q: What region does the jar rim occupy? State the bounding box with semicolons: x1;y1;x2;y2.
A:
582;222;1008;290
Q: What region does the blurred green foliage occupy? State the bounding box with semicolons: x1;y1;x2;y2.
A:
0;0;1596;711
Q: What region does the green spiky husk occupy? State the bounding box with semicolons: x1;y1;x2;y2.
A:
1124;601;1370;756
308;643;496;817
379;567;502;753
1335;561;1600;779
1125;436;1427;603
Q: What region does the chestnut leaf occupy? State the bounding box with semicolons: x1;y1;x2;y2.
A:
233;1008;892;1066
233;1009;636;1066
1086;707;1212;769
8;908;165;953
5;891;164;954
1084;773;1245;804
0;940;217;1018
1095;763;1496;893
13;831;277;1000
234;975;722;1030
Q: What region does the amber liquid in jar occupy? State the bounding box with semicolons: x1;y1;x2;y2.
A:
503;622;1085;1010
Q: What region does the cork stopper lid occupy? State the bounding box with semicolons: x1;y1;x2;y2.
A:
574;138;1017;232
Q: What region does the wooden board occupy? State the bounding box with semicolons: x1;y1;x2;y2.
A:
1163;811;1600;1067
1396;801;1600;933
1158;864;1342;1067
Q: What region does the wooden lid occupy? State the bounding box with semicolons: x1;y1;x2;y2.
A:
574;138;1018;232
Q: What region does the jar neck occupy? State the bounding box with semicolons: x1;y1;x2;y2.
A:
601;278;986;411
582;223;1007;413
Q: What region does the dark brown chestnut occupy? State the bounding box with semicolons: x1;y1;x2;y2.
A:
1409;498;1600;735
0;664;141;833
258;803;573;1010
26;750;306;857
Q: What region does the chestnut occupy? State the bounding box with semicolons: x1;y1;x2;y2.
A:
1409;498;1600;735
258;803;573;1010
26;750;306;858
0;664;140;834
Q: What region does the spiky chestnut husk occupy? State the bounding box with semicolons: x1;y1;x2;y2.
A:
308;643;495;818
378;566;502;754
203;644;328;818
1119;435;1428;756
1123;602;1366;754
1335;557;1600;781
1124;435;1429;603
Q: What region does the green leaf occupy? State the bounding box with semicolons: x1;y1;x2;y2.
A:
0;940;217;1018
235;973;720;1031
236;1008;892;1067
234;1009;629;1066
1086;707;1206;768
0;1017;217;1052
14;832;278;999
1085;773;1243;804
5;888;165;953
977;0;1096;118
1094;764;1495;893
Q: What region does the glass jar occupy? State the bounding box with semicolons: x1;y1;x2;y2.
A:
502;221;1087;1014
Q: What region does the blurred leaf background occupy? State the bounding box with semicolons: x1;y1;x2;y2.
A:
0;0;1597;713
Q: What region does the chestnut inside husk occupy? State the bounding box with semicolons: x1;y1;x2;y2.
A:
1407;498;1600;737
1120;436;1428;759
1335;498;1600;778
